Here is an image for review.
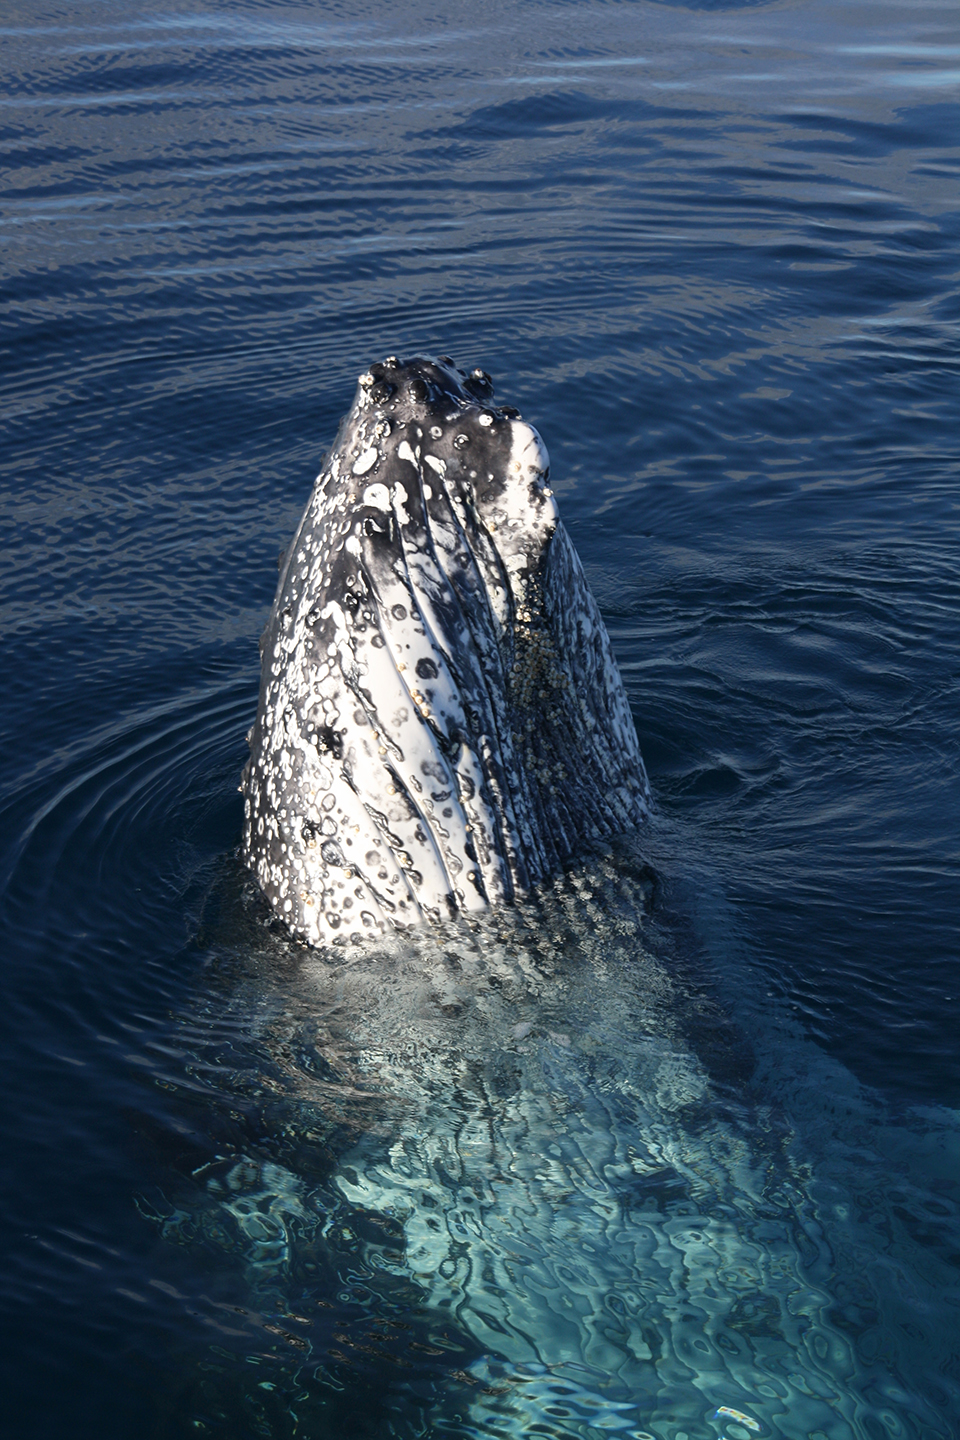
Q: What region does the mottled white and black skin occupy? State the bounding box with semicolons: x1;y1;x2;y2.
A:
242;355;650;946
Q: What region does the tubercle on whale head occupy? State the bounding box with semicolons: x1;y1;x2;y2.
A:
340;354;558;578
307;355;563;658
241;354;651;949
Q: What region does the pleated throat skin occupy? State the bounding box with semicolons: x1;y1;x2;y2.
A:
242;355;650;946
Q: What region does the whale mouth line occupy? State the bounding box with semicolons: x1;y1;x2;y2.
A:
241;354;651;947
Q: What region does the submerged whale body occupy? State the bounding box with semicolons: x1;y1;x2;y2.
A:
157;862;958;1440
242;355;650;945
150;358;957;1436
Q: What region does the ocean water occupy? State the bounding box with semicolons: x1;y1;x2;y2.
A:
2;0;959;1436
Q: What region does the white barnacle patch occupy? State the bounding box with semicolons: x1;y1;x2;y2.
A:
396;440;418;468
424;454;446;477
392;482;411;527
470;419;560;607
352;447;379;476
514;420;551;482
363;483;391;512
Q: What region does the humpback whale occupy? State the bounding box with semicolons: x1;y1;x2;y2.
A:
242;354;650;946
163;356;959;1439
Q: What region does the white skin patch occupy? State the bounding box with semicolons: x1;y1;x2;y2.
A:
392;482;411;528
363;483;391;511
352;447;379;476
501;421;557;533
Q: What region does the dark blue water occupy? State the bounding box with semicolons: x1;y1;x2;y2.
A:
2;1;959;1436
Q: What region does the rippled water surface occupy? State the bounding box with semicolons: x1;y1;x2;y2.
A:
2;1;959;1436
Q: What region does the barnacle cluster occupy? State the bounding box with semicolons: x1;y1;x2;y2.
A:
509;577;569;717
508;575;574;794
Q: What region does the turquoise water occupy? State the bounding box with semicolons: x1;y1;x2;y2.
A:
1;0;959;1435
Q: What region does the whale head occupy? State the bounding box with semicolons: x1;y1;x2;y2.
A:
241;354;650;946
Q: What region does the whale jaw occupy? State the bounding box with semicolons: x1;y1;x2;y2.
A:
241;355;650;946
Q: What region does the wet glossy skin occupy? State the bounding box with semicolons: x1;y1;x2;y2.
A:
242;355;650;945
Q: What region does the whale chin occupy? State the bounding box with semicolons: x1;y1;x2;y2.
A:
241;355;650;947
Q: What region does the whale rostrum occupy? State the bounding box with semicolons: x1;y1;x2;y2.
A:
242;355;650;946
